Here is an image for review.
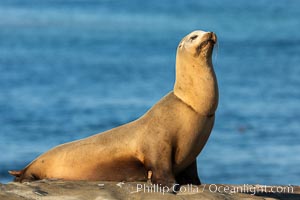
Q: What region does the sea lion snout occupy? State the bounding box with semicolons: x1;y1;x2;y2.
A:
179;30;217;57
208;32;217;44
198;32;217;45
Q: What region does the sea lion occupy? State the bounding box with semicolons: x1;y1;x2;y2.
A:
9;30;218;188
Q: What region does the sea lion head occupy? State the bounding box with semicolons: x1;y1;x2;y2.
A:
177;30;217;64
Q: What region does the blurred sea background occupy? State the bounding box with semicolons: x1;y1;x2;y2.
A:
0;0;299;185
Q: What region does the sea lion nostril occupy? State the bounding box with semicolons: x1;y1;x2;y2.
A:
210;32;217;43
190;35;198;40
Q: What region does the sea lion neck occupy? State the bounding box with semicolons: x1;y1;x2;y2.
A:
173;53;218;116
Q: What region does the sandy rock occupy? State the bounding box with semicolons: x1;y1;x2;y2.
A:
0;180;299;200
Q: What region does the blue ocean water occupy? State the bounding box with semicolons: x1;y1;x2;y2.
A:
0;0;299;185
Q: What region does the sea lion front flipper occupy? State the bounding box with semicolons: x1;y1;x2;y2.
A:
144;145;177;190
175;160;201;185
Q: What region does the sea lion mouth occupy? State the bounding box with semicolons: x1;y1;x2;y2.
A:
194;32;217;57
193;32;217;57
195;39;215;57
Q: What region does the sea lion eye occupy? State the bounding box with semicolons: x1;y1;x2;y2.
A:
190;35;198;41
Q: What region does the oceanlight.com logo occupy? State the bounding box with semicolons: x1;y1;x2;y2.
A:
116;182;295;195
206;184;294;195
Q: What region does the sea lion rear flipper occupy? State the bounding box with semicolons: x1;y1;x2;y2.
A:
8;170;23;177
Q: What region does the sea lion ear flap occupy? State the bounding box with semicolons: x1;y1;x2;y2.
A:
8;170;22;177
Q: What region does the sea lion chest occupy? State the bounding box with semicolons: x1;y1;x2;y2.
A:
173;108;215;172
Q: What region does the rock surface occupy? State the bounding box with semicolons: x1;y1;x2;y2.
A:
0;180;299;200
